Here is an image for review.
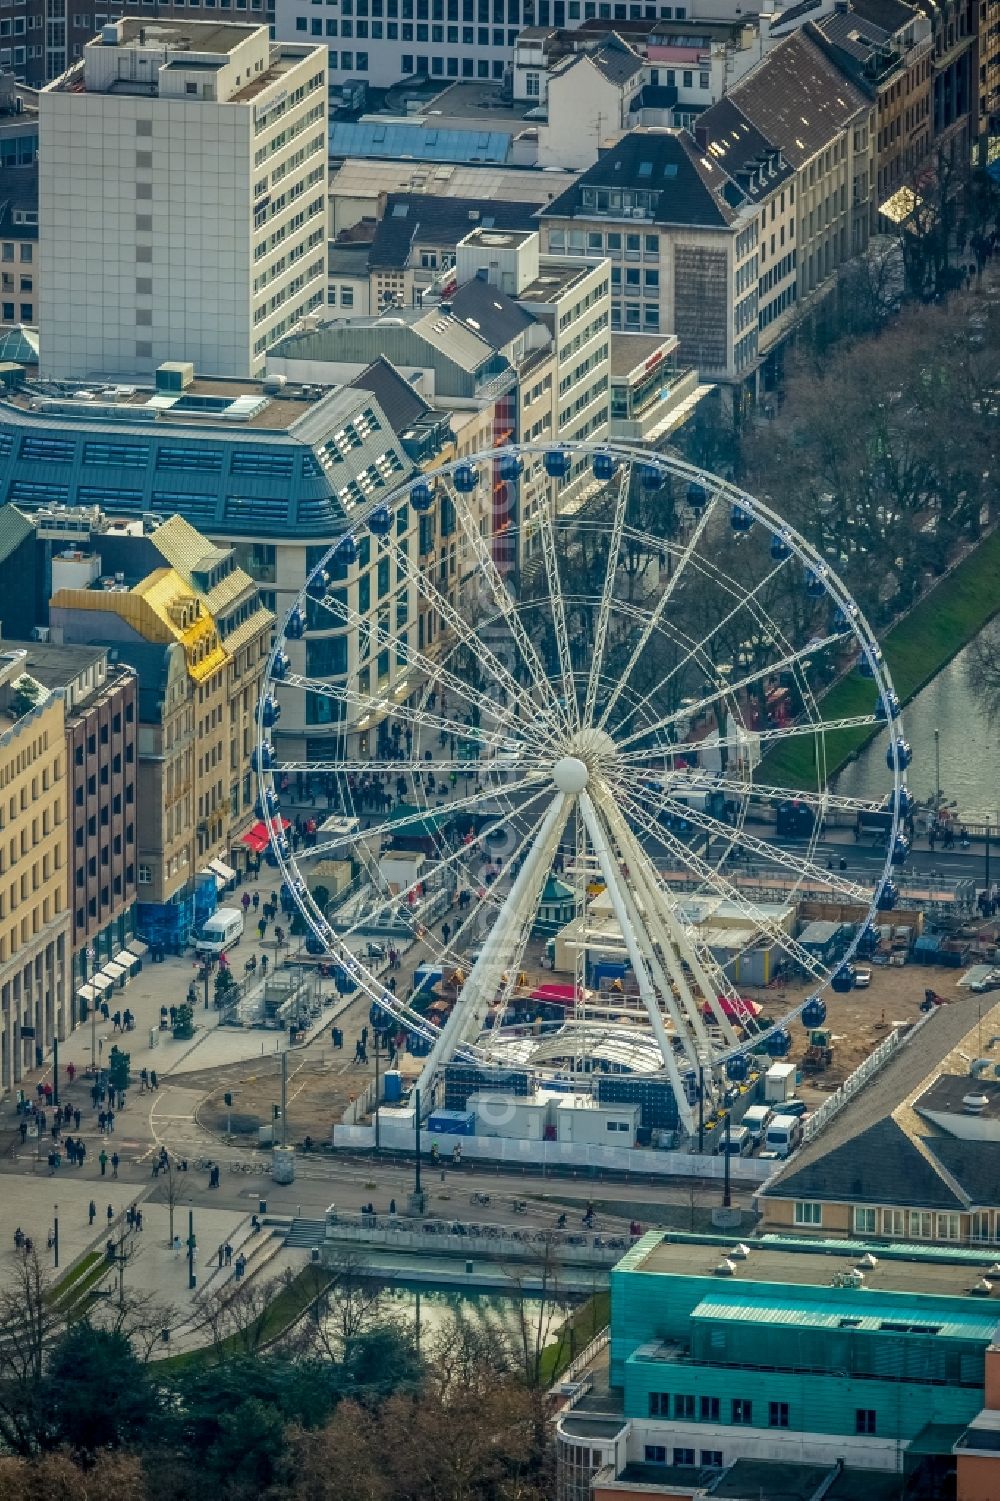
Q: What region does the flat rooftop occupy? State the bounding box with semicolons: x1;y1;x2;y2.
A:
8;375;341;433
916;1073;1000;1121
609;331;678;380
461;226;536;250
627;1231;1000;1303
103;17;258;54
1;640;106;691
518;260;596;303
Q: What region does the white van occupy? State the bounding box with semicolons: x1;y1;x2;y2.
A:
194;906;244;957
742;1105;772;1146
765;1113;804;1159
717;1124;752;1157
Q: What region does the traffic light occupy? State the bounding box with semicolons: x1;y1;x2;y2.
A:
224;1092;233;1108
272;1105;282;1121
108;1046;130;1093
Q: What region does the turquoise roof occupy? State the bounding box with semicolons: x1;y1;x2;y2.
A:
689;1294;999;1343
330;120;512;163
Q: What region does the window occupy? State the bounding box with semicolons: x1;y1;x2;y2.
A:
853;1206;876;1234
731;1400;752;1425
644;1446;666;1464
138;863;152;885
701;1452;724;1468
674;1394;695;1420
700;1395;719;1422
856;1409;877;1435
768;1402;789;1428
525;70;539;95
937;1212;961;1241
909;1211;933;1239
882;1208;905;1238
673;1448;695;1466
794;1202;822;1226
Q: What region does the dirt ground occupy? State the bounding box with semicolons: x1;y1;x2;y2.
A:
774;961;969;1099
192;1054;375;1146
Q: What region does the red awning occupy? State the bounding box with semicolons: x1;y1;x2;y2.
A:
530;982;577;1006
702;996;762;1021
242;817;290;854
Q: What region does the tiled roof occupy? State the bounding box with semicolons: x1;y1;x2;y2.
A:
729;28;870;168
851;0;923;35
369;193;543;271
695;96;795;196
351;354;430;433
542;128;742;229
449;275;536;352
0;503;34;565
767;1115;966;1210
761;993;990;1201
590;37;645;86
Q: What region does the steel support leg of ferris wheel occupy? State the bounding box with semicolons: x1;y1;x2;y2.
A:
411;790;570;1107
578;790;696;1138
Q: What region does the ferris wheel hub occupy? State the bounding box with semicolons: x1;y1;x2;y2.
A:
552;755;591;794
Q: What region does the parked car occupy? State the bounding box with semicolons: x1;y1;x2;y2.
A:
971;969;1000;994
781;1098;809;1118
854;967;872;989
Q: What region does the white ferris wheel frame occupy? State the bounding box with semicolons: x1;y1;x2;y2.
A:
254;440;906;1136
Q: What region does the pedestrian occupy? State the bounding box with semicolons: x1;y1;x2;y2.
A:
66;1062;76;1084
258;917;266;942
389;1197;396;1214
77;1140;86;1168
98;1110;107;1133
112;1010;122;1032
111;1151;119;1178
252;890;260;911
106;1203;114;1225
18;1119;27;1144
107;1109;115;1134
99;1148;108;1176
242;891;251;914
224;1242;233;1265
140;1068;148;1093
88;1199;96;1226
65;1137;75;1166
73;1108;81;1130
218;1245;225;1268
135;1209;142;1232
261;954;269;976
150;1070;158;1090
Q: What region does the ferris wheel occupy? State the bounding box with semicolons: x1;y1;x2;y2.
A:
254;440;912;1139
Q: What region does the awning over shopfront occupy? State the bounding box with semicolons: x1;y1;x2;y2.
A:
126;938;148;958
200;867;226;892
210;858;236;884
97;959;128;984
76;983;98;1005
242;818;290;855
91;971;114;996
112;949;140;974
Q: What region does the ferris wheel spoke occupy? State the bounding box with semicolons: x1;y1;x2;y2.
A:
337;783;554;946
383;534;559;755
583;465;630;730
451;483;568;729
536;504;580;731
301;771;548;864
596;485;723;734
283;670;543;758
628;712;880;762
613;554;793;742
624;778;872;904
306;572;540;752
616;768;892;818
611;782;829;986
614;630;849;753
272;760;527;778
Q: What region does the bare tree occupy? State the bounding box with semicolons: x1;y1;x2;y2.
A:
0;1247;57;1455
192;1272;286;1357
304;1249;394;1359
967;621;1000;724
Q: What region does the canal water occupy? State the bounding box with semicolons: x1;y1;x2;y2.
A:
834;638;998;824
377;1286;559;1346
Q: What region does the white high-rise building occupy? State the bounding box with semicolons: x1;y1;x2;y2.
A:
39;19;328;382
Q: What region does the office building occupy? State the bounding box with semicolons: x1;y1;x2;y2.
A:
0;165;38;332
0;639;138;1010
0;646;70;1092
39;19;328;381
44;514;272;945
557;1229;1000;1500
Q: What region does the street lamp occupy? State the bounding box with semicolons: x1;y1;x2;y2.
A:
53;1203;59;1269
87;945;97;1076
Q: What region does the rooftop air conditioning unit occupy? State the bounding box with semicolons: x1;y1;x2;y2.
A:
31;626;50;643
714;1259;736;1276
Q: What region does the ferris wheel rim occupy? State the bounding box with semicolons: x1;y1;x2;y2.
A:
254;440;905;1102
